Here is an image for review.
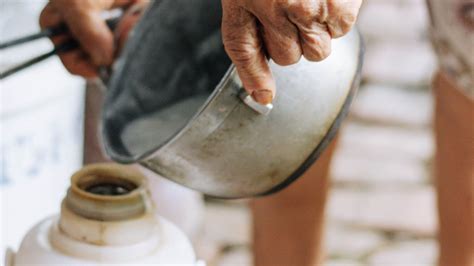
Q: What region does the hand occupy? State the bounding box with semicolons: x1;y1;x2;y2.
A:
39;0;148;78
114;2;150;53
221;0;362;104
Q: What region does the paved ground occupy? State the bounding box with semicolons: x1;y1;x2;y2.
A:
195;0;439;265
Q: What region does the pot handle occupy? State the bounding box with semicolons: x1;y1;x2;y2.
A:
239;90;273;115
232;73;273;115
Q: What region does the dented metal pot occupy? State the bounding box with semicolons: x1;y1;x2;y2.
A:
101;0;363;198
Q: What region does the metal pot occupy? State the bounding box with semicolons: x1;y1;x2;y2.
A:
102;0;363;198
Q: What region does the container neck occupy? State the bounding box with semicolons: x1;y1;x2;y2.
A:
65;163;152;221
57;164;158;246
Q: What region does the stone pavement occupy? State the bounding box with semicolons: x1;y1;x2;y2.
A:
196;0;439;265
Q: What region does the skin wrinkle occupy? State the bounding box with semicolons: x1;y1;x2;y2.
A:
302;30;332;61
256;11;302;65
285;1;331;60
222;9;262;70
287;13;332;61
326;0;361;38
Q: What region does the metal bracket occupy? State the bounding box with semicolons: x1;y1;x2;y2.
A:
239;90;273;115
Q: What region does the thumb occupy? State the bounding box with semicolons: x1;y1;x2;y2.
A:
61;7;115;66
222;2;276;105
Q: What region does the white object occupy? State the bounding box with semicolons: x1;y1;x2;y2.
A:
5;164;204;266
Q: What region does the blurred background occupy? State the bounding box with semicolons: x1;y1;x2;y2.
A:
1;0;438;265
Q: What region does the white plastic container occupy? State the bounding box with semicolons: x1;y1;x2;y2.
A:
5;164;204;265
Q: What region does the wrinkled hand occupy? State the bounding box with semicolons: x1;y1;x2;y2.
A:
222;0;362;104
39;0;148;78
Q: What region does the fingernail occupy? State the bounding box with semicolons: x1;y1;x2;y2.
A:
252;90;273;105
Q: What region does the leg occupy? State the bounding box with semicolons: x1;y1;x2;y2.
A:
252;138;338;266
434;72;474;266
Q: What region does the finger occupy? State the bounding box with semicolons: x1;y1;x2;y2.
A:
246;2;302;66
222;1;276;105
39;4;68;43
298;23;332;62
110;0;136;8
52;2;115;66
39;3;62;29
326;0;362;38
58;50;99;78
258;17;302;66
286;3;333;62
111;0;150;8
40;3;83;77
115;2;150;53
